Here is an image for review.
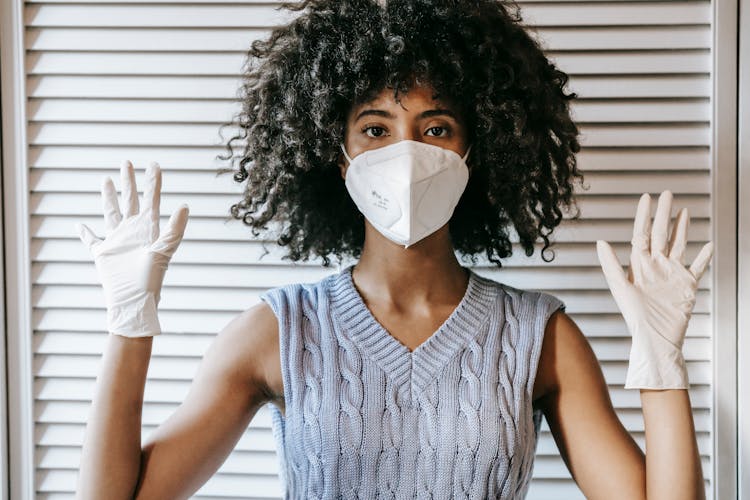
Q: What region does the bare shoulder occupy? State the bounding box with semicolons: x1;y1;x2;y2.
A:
208;300;281;408
529;309;647;498
132;301;282;498
533;310;597;406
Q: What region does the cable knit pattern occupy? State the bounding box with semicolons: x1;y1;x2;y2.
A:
260;264;565;499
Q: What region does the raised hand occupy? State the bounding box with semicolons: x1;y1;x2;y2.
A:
596;190;714;389
76;160;190;337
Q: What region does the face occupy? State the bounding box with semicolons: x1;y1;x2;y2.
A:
338;83;469;178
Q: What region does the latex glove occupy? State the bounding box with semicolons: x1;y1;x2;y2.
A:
596;191;714;390
75;161;189;337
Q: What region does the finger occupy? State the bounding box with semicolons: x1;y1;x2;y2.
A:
141;162;162;243
151;204;189;259
75;222;101;250
689;241;715;280
668;207;689;264
651;190;673;256
597;240;628;289
120;160;139;217
631;193;651;254
101;176;122;235
630;193;651;279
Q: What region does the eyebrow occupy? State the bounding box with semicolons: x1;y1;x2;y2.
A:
354;108;459;122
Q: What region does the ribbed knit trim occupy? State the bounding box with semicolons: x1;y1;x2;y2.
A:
328;264;499;403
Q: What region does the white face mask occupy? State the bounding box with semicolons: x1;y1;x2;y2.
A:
341;139;472;248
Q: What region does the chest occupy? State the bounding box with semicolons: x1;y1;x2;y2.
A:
266;322;547;499
263;315;554;418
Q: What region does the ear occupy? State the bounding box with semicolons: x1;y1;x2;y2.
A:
338;153;348;180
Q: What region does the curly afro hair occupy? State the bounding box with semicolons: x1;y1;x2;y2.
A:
217;0;583;267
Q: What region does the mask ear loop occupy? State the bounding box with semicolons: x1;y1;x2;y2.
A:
462;144;472;162
340;143;354;164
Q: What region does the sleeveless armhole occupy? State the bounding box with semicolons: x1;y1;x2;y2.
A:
259;285;294;407
527;292;566;399
527;292;566;441
258;285;295;499
510;290;567;499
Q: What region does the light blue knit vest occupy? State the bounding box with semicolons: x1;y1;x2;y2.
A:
260;264;565;499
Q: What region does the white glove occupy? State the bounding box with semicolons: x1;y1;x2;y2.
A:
596;191;714;390
76;160;189;338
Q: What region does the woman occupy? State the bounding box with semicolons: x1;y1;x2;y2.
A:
75;0;712;498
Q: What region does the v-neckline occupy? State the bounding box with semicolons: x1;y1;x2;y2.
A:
328;264;498;402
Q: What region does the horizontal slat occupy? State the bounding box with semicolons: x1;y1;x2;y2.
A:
26;145;711;171
27;52;246;76
26;27;269;52
26;123;711;147
571;99;710;122
36;445;279;476
28;99;241;123
532;454;711;478
32;240;716;272
26;0;290;2
533;25;710;50
32;310;713;339
37;468;283;497
27;169;711;195
578;124;709;146
25;4;293;28
30;283;713;315
29;192;712;218
27;75;240;99
570;75;710;98
521;2;710;26
25;3;710;28
36;399;272;428
27;98;710;124
30;215;713;244
551;50;710;74
23;0;712;4
36;408;278;451
27;123;239;146
25;25;711;52
26;75;711;100
27;50;711;76
30;312;714;359
31;261;713;294
33;239;716;275
574;147;710;170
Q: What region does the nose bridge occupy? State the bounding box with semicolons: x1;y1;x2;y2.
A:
384;122;419;144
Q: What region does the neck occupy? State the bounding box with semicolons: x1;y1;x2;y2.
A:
351;222;469;307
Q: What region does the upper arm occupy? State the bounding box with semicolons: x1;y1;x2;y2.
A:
132;301;279;499
535;311;647;500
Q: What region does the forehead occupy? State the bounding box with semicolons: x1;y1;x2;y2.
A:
350;84;456;115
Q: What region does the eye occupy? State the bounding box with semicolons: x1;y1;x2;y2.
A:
363;125;388;138
425;126;449;137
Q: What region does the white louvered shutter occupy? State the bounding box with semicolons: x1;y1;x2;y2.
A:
25;0;713;498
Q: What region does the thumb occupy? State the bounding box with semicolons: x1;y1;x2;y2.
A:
596;240;628;290
75;222;101;251
150;204;189;259
689;241;714;281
